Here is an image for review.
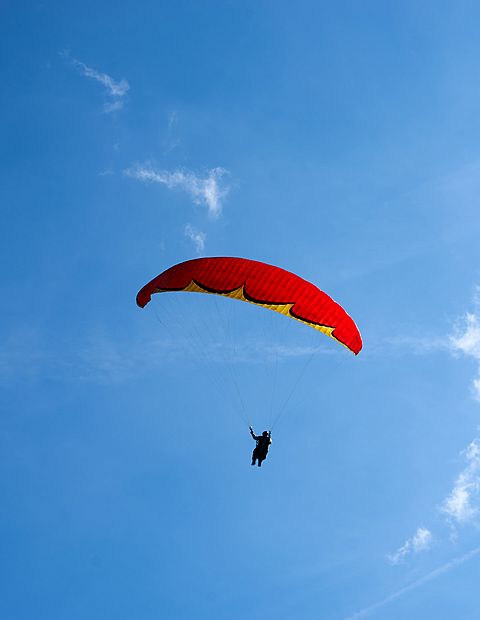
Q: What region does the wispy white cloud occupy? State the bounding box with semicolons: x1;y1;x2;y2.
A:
163;111;181;153
63;51;129;113
440;438;480;525
384;288;480;566
371;287;480;360
449;287;480;401
387;527;433;565
70;57;129;97
436;290;480;526
184;223;206;254
168;110;178;129
382;334;448;355
168;110;178;128
103;100;125;113
76;333;134;384
158;339;323;365
0;325;51;381
253;343;324;361
388;440;480;567
346;546;480;620
124;165;229;218
0;322;324;387
0;324;179;386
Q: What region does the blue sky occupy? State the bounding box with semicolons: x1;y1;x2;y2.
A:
2;1;480;618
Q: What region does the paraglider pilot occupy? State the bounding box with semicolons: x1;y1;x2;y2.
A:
249;427;272;467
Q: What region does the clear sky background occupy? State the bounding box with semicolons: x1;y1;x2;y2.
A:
2;2;480;619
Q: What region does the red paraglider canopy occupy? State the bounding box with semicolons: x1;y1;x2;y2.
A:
137;257;362;355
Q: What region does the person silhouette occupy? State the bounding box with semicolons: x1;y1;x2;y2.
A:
249;427;272;467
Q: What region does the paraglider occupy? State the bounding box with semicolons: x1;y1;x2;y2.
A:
137;257;362;467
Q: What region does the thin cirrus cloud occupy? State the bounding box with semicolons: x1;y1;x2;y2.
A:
387;527;433;565
63;52;130;112
103;100;125;113
440;438;480;525
389;286;480;404
449;285;480;401
0;324;323;388
163;111;181;154
124;165;229;219
346;545;480;620
440;288;480;525
184;224;206;254
386;288;480;565
386;441;480;563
